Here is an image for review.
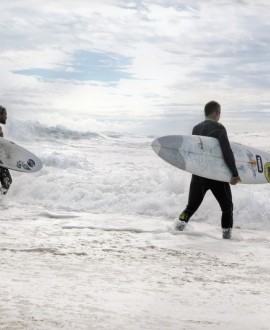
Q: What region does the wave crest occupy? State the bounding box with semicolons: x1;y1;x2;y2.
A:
7;120;104;141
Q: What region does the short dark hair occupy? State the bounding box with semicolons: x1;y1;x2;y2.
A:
0;106;6;114
204;101;220;116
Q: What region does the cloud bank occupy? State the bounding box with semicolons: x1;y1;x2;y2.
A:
0;0;270;134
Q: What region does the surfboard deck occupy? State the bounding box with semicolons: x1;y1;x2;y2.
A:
152;135;270;184
0;138;43;173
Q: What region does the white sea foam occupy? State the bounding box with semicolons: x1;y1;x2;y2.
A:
4;120;270;230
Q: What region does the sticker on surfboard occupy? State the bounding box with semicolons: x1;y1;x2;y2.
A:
264;162;270;182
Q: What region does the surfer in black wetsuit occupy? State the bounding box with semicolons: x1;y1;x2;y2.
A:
176;101;241;239
0;105;12;195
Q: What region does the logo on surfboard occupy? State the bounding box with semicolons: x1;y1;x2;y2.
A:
17;159;36;171
247;151;257;178
27;159;36;168
264;162;270;182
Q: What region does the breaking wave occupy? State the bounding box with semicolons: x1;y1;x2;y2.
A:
6;119;120;142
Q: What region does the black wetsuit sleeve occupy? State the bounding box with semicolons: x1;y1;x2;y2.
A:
217;128;239;177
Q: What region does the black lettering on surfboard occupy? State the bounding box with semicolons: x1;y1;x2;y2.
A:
256;155;263;173
198;138;204;151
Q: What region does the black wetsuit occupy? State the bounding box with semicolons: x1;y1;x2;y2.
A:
180;120;238;229
0;167;12;194
0;127;12;195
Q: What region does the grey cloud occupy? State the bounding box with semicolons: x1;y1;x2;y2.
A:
1;0;270;128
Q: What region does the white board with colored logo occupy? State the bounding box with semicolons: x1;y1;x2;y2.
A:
152;135;270;184
0;137;43;173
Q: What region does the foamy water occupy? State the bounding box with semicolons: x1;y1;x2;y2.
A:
6;120;270;230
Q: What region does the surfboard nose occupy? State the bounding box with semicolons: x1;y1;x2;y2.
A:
151;138;161;155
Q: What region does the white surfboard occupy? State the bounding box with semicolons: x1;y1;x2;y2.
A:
152;135;270;184
0;138;42;173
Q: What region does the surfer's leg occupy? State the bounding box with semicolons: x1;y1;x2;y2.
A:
210;181;233;229
0;167;12;195
179;176;208;222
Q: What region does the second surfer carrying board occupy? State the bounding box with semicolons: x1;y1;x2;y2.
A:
0;105;12;195
176;101;241;239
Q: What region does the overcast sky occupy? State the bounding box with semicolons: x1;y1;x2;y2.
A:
1;0;270;134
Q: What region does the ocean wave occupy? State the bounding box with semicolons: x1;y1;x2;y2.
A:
6;120;109;141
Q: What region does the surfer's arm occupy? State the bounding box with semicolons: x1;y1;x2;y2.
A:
0;127;3;137
218;128;239;177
